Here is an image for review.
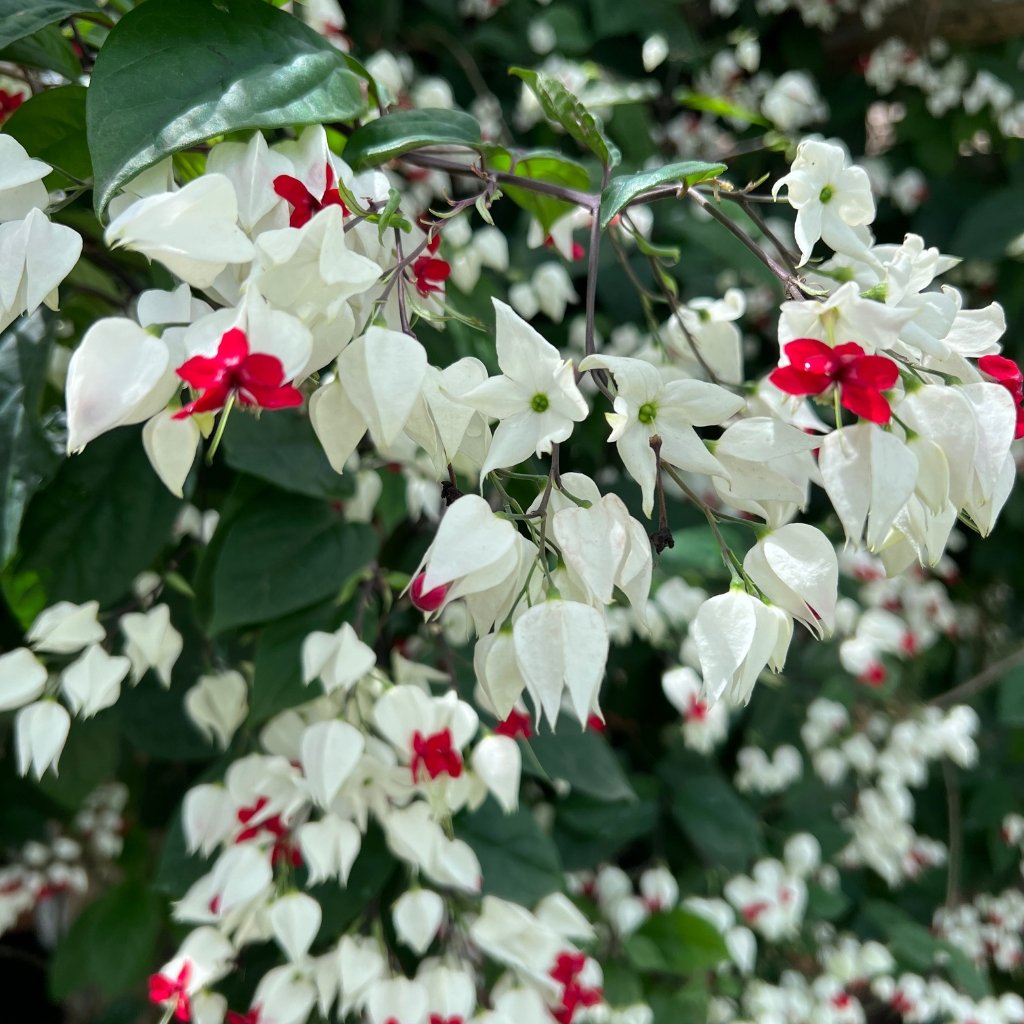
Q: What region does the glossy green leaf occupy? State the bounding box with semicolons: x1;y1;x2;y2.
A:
13;428;182;606
600;160;726;229
528;726;635;802
0;24;81;80
624;909;729;976
458;797;564;905
0;0;99;50
509;66;620;168
87;0;366;214
554;787;658;870
50;882;163;999
486;147;590;233
0;315;63;568
342;107;482;170
2;85;91;189
222;410;355;501
205;493;378;634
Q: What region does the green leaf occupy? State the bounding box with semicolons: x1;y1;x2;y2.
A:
0;315;63;568
205;492;378;634
0;0;99;50
600;161;726;229
674;89;768;127
2;85;91;189
0;24;81;80
458;797;564;905
509;66;620;168
13;428;182;606
251;599;344;723
50;882;164;1000
624;909;729;976
222;410;354;501
806;882;851;922
661;749;763;872
86;0;366;214
486;147;591;233
950;186;1024;260
554;788;658;870
657;524;750;580
998;664;1024;726
527;726;635;802
342;107;482;170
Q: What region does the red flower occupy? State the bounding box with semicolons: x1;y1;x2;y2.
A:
410;572;449;612
411;728;463;781
770;338;899;424
549;952;602;1024
979;354;1024;438
149;962;192;1022
412;235;451;297
226;1008;261;1024
0;89;24;122
495;708;533;740
273;162;348;228
174;328;302;419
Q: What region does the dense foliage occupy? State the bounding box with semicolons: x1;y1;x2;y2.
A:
1;1;1024;1023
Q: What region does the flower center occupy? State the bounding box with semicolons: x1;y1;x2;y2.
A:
819;184;834;203
411;728;463;781
531;392;550;413
638;401;657;424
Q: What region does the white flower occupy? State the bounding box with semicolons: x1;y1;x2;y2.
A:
15;700;71;778
269;892;322;963
120;604;183;686
579;354;744;516
184;671;248;749
773;139;876;265
392;889;445;955
106;174;255;288
60;645;130;718
27;601;105;654
461;299;588;476
0;647;49;711
0;136;50;222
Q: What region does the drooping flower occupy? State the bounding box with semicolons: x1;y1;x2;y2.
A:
412;235;451;297
174;327;303;419
979;353;1024;438
273;161;348;228
770;338;899;424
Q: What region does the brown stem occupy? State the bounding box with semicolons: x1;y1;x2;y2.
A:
929;643;1024;707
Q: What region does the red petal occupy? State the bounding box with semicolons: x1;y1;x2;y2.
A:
174;994;191;1022
149;975;175;1002
844;353;899;390
832;341;867;360
841;384;892;424
240;352;287;388
217;328;249;366
273;174;313;207
769;365;831;396
174;384;231;418
176;353;224;389
242;383;304;410
781;337;837;375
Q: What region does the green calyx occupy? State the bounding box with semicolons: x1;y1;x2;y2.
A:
531;392;550;413
638;401;657;424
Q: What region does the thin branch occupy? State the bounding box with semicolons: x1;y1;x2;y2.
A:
687;189;805;301
942;760;962;908
393;228;412;336
739;196;801;279
930;643;1024;707
402;152;597;210
582;203;614;401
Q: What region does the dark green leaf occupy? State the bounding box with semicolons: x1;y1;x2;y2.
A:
0;0;99;50
486;147;590;233
87;0;366;214
509;66;620;168
528;726;635;802
806;883;851;922
458;797;564;905
658;524;750;580
950;186;1024;261
50;882;164;999
624;909;729;976
251;599;345;723
206;492;377;634
600;161;726;229
222;410;354;501
14;428;182;606
998;664;1024;726
0;315;63;567
661;749;763;872
554;789;658;870
3;85;91;189
343;107;482;170
0;24;81;80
